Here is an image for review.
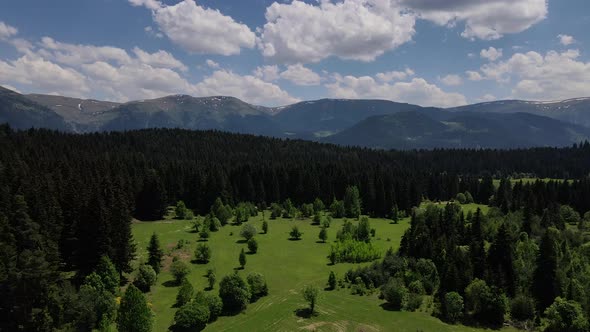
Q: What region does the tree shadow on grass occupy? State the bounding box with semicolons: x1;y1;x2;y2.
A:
162;280;179;288
379;302;402;312
294;308;316;319
315;240;326;244
288;238;302;241
235;239;247;244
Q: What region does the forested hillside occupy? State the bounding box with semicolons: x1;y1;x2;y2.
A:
1;125;590;330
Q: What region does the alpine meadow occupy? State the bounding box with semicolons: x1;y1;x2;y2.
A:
2;0;590;331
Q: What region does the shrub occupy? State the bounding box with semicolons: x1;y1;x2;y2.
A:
328;271;337;290
247;238;258;254
173;301;209;332
405;293;423;312
170;260;190;284
290;226;302;240
194;243;211;263
408;280;425;296
194;291;223;322
544;297;589;332
135;264;157;292
219;273;251;313
329;239;381;264
175;278;194;307
511;294;536;322
381;278;408;310
247;273;269;301
444;292;464;324
262;220;268;234
240;223;257;241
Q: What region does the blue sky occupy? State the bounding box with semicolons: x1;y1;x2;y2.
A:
0;0;588;107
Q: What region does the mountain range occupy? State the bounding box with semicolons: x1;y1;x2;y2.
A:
1;85;589;149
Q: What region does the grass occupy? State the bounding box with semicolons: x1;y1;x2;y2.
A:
132;209;517;332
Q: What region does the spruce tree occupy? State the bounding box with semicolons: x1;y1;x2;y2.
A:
117;284;153;332
147;232;163;274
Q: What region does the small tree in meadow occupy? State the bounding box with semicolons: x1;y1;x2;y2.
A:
171;259;190;284
175;200;189;219
247;237;258;254
173;301;210;332
147;232;164;274
302;285;321;315
199;227;210;241
194;243;211;264
444;292;464;324
290;226;302;240
262;220;268;234
117;285;153;332
319;227;328;243
240;223;257;241
207;271;216;290
328;271;337;290
219;273;251;313
134;264;157;292
239;249;247;269
176;278;194;307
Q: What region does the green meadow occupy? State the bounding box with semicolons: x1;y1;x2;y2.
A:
132;207;518;332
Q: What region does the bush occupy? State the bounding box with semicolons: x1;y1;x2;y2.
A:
135;264;157;292
171;260;190;284
290;226;302;240
408;280;425;296
247;238;258;254
456;193;467;204
194;291;223;322
240;223;257;241
511;294;536;322
247;273;268;301
319;227;328;243
175;278;194;307
262;220;268;234
207;271;216;290
173;301;209;332
405;293;423;312
270;203;283;219
328;271;337;290
329;239;381;264
194;243;211;263
381;278;408;310
219;273;251;313
444;292;464;324
544;297;589;332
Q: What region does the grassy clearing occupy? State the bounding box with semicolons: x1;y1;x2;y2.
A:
132;208;516;332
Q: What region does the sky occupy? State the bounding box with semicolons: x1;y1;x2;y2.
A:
0;0;589;107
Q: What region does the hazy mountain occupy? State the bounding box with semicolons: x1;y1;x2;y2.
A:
449;98;590;127
101;95;282;136
325;110;590;149
0;86;70;131
1;85;589;149
271;99;422;138
26;93;121;132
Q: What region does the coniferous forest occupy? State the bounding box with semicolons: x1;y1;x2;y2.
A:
2;125;590;331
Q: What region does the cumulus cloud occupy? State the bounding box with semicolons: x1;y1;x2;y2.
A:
440;74;463;86
469;49;590;100
194;70;299;106
466;70;484;81
326;74;467;107
257;0;415;63
38;37;132;66
558;34;576;46
253;65;280;82
0;54;89;97
131;0;255;56
132;47;187;71
480;47;503;61
0;21;17;40
376;68;415;82
279;64;321;86
205;59;220;69
477;94;497;102
402;0;548;40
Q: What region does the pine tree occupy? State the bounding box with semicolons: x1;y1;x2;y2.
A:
147;233;164;274
117;284;153;332
470;208;486;279
239;248;247;269
533;228;561;311
344;186;362;219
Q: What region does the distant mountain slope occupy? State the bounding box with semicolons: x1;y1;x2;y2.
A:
449;98;590;127
26;94;120;131
325;110;590;149
101;95;282;136
272;99;422;138
0;86;70;131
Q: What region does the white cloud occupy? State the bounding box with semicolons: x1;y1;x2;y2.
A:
253;65;280;82
558;34;576;46
279;64;321;86
205;59;220;69
467;52;476;58
376;68;415;82
38;37;132;66
0;54;89;97
132;0;256;56
466;70;483;81
257;0;415;63
403;0;548;40
480;47;503;61
0;21;17;40
477;94;497;102
440;74;463;86
194;70;299;106
132;47;187;71
470;49;590;100
326;74;466;107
